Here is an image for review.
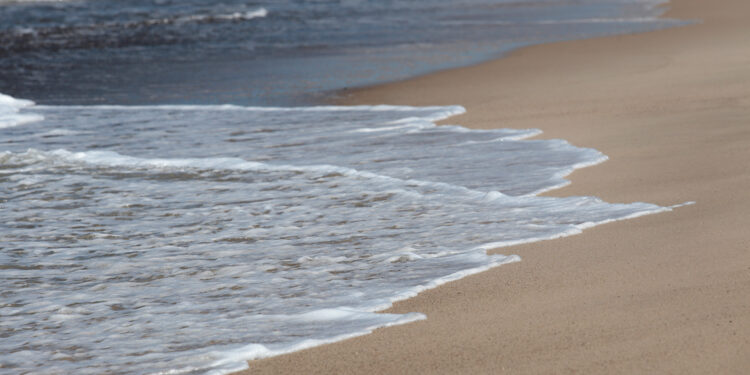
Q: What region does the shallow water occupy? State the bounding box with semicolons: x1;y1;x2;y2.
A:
0;97;668;374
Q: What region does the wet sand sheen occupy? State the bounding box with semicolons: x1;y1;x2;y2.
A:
239;0;750;373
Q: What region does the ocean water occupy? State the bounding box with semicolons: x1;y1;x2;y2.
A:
0;1;684;374
0;0;684;105
1;94;671;374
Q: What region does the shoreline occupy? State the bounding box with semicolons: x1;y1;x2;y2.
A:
239;0;750;373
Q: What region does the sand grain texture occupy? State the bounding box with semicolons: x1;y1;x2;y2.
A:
239;0;750;373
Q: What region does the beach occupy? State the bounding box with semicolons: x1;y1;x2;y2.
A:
3;2;693;373
241;0;750;373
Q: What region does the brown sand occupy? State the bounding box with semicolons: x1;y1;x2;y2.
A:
238;0;750;373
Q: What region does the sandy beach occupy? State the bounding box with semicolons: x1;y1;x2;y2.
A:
239;0;750;373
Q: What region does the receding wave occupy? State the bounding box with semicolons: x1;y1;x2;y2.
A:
0;94;674;374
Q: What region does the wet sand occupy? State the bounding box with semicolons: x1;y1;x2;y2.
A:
238;0;750;373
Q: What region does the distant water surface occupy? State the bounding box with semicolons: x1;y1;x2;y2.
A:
0;0;684;105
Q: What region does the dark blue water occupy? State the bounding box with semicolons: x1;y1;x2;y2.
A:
0;0;682;105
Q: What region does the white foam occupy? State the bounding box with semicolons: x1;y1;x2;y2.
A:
36;128;83;137
0;93;44;128
37;103;466;116
172;8;268;24
214;8;268;21
200;309;425;375
101;7;270;29
0;100;681;375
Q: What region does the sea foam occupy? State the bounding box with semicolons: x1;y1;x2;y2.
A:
0;93;44;128
0;94;670;374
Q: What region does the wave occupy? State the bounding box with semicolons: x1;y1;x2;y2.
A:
2;146;670;374
176;8;267;23
39;102;465;118
0;92;682;375
0;7;268;53
5;99;603;196
1;148;509;202
0;93;44;128
124;7;268;27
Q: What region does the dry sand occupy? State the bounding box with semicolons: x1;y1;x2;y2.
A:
238;0;750;373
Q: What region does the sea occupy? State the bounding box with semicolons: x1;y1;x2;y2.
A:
1;1;684;374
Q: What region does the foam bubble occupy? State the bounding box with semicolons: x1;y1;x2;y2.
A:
0;100;678;374
0;93;44;128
